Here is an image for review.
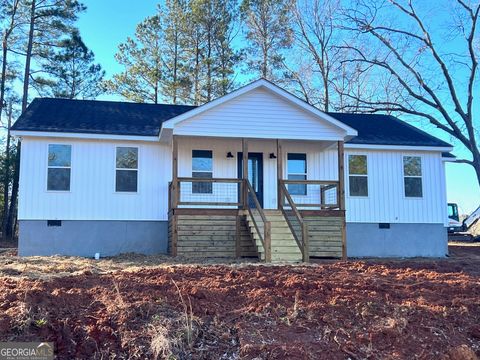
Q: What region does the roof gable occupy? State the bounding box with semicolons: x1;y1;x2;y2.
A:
161;79;358;139
169;86;353;141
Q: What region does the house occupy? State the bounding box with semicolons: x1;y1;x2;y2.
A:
11;79;455;261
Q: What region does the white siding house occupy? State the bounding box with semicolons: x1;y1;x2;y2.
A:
11;79;453;259
344;149;447;225
19;138;172;221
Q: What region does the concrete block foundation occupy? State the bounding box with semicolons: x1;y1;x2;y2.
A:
18;220;168;257
346;222;448;258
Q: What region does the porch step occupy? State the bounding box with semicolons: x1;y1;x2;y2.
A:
246;210;303;263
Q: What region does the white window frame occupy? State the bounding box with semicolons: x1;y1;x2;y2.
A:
46;143;72;192
191;149;213;194
287;153;308;196
403;155;423;199
115;146;139;193
348;154;369;198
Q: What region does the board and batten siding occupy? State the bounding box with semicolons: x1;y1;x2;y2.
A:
173;88;345;141
177;138;447;224
18;137;171;221
18;136;448;226
345;149;448;225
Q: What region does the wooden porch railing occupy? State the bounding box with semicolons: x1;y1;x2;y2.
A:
279;181;309;262
170;177;243;208
245;179;271;262
281;179;341;209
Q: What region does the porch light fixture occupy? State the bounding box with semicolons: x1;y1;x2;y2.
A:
226;152;234;159
269;153;277;159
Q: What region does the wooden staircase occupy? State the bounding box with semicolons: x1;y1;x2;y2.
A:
247;210;303;262
239;216;261;258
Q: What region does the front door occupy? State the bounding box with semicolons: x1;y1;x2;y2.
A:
238;152;264;207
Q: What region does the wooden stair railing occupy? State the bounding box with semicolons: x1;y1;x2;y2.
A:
245;179;272;262
279;180;309;262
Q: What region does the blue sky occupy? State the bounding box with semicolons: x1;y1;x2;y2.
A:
77;0;480;215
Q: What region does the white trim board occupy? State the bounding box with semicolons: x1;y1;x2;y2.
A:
345;143;453;152
11;130;159;142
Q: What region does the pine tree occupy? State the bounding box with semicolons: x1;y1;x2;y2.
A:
33;30;105;99
159;0;189;104
1;0;85;241
104;15;163;103
186;0;238;103
213;0;240;97
184;1;206;104
240;0;293;80
107;0;239;105
0;0;21;120
21;0;86;110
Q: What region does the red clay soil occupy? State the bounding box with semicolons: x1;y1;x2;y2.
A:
0;247;480;359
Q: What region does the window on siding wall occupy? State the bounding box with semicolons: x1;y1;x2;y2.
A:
116;147;138;192
288;153;307;195
192;150;212;194
348;155;368;197
403;156;422;197
47;144;71;191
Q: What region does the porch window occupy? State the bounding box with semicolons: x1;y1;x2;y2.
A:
403;156;422;197
116;147;138;192
192;150;212;194
348;155;368;197
47;144;71;191
288;153;307;195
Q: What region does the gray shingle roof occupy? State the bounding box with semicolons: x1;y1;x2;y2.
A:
12;97;451;148
12;98;195;136
327;112;451;148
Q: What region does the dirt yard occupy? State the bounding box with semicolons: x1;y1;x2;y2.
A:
0;244;479;359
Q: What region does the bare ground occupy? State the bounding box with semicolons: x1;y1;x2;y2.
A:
0;243;479;359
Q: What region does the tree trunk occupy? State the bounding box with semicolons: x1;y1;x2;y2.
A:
206;37;212;101
5;142;19;241
261;5;269;79
0;38;10;240
173;32;178;104
471;148;480;190
0;34;8;121
322;71;329;112
22;0;36;112
262;39;268;79
0;0;19;119
194;39;200;105
7;0;35;241
206;16;212;102
1;105;11;240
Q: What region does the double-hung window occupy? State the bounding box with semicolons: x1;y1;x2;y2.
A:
192;150;212;194
348;155;368;197
47;144;72;191
403;156;422;197
116;147;138;192
287;153;307;195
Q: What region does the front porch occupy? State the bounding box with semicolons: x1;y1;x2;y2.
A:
168;136;346;263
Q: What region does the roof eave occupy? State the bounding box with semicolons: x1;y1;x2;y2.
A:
345;143;454;152
11;130;160;142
